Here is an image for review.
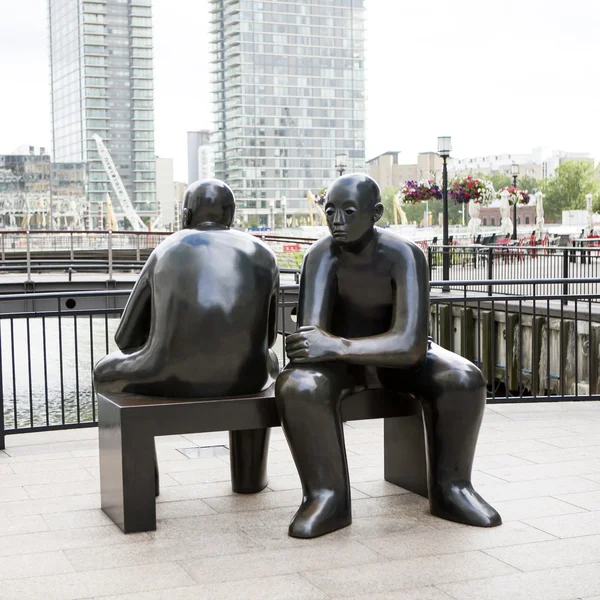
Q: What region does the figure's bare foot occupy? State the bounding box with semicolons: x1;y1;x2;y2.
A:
430;481;502;527
289;490;351;538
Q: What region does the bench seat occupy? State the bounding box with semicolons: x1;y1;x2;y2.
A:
98;386;428;533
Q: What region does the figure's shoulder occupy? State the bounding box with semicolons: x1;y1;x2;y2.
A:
304;235;334;261
376;228;427;262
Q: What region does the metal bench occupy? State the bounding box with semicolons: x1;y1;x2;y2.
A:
98;386;428;533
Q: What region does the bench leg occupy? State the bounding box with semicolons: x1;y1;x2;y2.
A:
154;442;159;497
383;411;428;498
229;428;270;494
99;397;157;533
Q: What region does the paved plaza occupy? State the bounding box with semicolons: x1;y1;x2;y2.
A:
0;402;599;599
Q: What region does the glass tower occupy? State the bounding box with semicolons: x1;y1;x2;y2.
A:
48;0;157;224
209;0;365;224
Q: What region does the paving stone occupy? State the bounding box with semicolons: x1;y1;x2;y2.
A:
0;514;48;537
0;525;149;557
42;509;113;531
65;531;261;571
303;550;517;597
490;496;586;521
485;534;600;572
475;476;600;502
439;563;600;600
180;540;384;585
523;511;600;538
100;574;327;600
0;493;100;518
361;521;555;561
0;562;194;600
0;550;74;581
554;490;600;511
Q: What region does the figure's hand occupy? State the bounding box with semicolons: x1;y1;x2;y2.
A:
286;326;341;363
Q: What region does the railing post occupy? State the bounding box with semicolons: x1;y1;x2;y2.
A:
69;231;74;262
428;246;433;281
487;246;493;296
562;248;569;304
108;230;114;280
26;230;32;282
136;234;141;263
1;233;4;262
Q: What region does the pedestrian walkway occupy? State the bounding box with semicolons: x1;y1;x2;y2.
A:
0;402;599;599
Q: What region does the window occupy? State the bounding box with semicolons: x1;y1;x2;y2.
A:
525;217;530;224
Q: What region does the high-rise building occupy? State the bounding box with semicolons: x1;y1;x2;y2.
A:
48;0;157;225
187;130;214;183
209;0;366;224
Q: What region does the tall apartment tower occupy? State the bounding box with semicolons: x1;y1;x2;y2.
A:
48;0;157;224
209;0;365;223
187;130;214;183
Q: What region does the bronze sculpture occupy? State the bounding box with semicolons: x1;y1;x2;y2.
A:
276;173;501;538
94;179;279;493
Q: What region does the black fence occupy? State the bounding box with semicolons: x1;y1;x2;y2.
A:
1;278;600;447
428;245;600;298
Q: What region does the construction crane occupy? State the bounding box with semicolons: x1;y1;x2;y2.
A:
93;134;146;231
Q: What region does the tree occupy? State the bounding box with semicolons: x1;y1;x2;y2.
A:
541;160;600;222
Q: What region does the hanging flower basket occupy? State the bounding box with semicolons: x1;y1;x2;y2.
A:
449;176;495;205
397;180;442;205
499;186;531;206
314;188;327;206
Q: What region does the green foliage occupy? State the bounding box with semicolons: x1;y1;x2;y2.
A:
483;172;512;191
517;175;539;193
541;160;600;222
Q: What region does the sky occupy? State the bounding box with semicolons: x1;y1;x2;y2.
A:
0;0;598;181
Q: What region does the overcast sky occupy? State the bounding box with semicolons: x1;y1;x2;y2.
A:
0;0;598;181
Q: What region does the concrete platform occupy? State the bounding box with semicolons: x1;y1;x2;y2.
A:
0;402;599;599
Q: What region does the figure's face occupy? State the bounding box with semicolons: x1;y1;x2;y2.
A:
324;184;380;244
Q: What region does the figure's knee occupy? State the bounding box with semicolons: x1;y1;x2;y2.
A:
426;351;486;394
276;367;340;408
453;359;486;391
93;351;126;388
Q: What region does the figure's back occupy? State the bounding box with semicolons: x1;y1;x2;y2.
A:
139;228;278;397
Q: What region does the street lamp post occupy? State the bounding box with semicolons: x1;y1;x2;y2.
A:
438;136;452;292
511;163;519;240
335;153;347;177
269;197;275;231
281;196;287;229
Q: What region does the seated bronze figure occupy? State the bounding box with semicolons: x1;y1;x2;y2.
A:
94;179;279;493
276;173;501;538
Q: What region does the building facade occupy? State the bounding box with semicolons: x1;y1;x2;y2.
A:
367;151;443;190
48;0;157;225
187;130;214;184
449;148;594;180
0;150;86;229
210;0;366;223
156;157;175;229
368;147;594;190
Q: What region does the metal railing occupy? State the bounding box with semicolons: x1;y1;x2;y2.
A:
1;277;599;446
428;245;600;298
0;230;315;275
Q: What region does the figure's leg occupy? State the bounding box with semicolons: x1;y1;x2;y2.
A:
229;348;280;493
229;428;271;493
410;344;501;527
276;364;353;538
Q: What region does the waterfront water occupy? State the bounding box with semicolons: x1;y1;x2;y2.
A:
1;316;285;432
1;316;120;430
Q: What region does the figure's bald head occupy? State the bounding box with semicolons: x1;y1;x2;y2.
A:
324;173;383;245
182;179;235;229
327;173;382;211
